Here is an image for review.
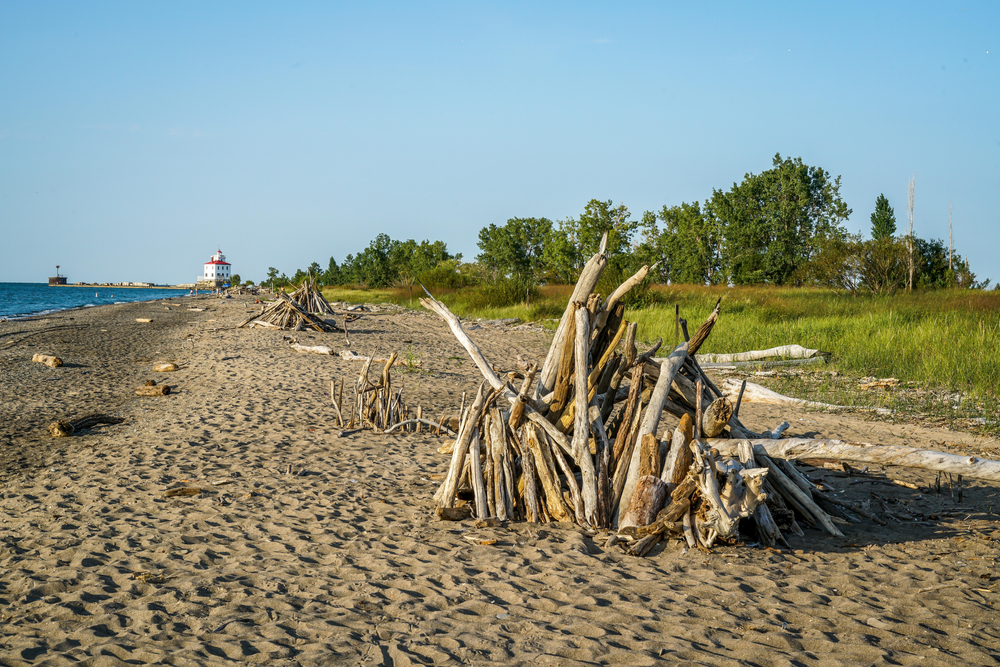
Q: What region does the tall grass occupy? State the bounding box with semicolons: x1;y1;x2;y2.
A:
631;286;1000;399
323;282;1000;424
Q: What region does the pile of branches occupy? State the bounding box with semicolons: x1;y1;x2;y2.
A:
332;352;457;436
423;232;1000;555
237;292;339;332
290;281;336;315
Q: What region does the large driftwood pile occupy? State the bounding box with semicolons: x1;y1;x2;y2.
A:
237;292;339;332
423;232;1000;555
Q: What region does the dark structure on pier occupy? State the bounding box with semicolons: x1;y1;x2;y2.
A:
48;265;67;286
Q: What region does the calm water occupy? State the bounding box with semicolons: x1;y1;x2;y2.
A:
0;283;192;319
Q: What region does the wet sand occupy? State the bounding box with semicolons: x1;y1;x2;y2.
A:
1;296;999;666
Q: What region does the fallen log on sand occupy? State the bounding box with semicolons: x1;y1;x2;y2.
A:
136;384;171;396
721;379;892;415
49;414;124;437
290;342;335;355
32;353;62;368
697;345;828;364
709;438;1000;484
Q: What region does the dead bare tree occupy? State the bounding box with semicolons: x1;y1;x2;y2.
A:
948;200;954;272
907;172;915;291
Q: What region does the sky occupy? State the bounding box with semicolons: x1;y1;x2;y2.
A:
1;1;997;286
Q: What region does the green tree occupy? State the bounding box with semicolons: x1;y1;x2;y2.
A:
353;233;399;287
706;154;851;285
230;273;241;287
410;240;453;276
565;199;637;270
651;202;721;285
476;217;553;281
265;267;279;289
307;262;323;282
322;257;342;286
539;221;581;284
870;193;896;241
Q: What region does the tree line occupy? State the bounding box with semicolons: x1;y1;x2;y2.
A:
258;153;987;295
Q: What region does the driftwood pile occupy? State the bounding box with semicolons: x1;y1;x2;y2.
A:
238;292;339;332
290;281;336;315
423;232;1000;555
331;352;456;437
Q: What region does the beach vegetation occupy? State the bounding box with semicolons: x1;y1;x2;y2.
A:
323;281;1000;432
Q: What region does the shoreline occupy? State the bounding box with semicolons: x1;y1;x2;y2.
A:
1;298;999;664
55;284;194;290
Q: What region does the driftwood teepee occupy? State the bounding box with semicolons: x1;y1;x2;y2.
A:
423;232;1000;556
238;291;339;332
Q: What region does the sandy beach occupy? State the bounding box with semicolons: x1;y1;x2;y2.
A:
1;296;999;666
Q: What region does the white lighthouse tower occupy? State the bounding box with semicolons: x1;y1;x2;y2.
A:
198;249;232;288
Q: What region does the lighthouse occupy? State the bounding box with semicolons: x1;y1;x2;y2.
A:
197;249;232;288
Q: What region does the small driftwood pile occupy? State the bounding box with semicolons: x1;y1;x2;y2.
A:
237;292;339;332
423;232;1000;556
332;353;456;437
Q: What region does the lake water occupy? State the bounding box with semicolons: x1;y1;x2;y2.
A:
0;283;193;319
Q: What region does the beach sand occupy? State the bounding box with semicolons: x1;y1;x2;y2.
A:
1;297;999;666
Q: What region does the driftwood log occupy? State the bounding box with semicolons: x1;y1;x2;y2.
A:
697;345;828;364
32;354;62;368
48;414;124;437
721;379;892;415
136;385;171;396
709;439;1000;484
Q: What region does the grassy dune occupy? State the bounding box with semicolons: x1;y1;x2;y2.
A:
323;283;1000;430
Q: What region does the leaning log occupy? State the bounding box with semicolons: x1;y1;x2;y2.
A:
616;342;688;526
534;232;608;400
619;475;667;530
708;438;1000;484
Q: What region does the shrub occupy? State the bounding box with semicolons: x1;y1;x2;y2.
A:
466;276;538;310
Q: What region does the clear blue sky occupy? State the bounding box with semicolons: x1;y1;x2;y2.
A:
2;2;996;286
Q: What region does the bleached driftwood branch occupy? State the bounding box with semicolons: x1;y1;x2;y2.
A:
721;379;892;415
697;345;828;364
707;438;1000;484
